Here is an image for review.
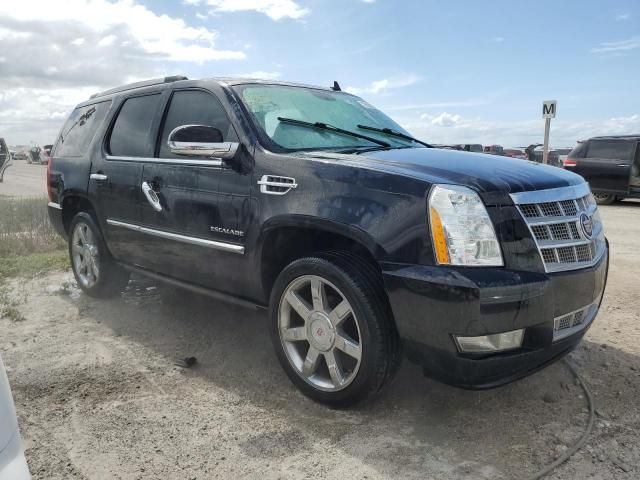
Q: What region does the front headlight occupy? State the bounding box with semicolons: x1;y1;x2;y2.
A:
428;184;503;266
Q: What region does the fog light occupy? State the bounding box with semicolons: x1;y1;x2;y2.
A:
455;329;524;353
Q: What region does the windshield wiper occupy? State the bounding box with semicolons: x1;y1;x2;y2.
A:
357;124;432;148
277;117;390;148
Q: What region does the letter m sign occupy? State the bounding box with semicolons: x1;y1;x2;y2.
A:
542;100;557;119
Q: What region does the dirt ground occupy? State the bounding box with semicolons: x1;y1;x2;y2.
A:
0;161;47;198
1;202;639;479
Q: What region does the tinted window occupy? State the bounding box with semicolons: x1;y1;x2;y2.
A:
159;90;233;158
109;94;162;157
586;140;636;161
55;101;111;157
568;142;587;158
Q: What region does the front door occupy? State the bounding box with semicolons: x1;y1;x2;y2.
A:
90;92;165;264
574;139;636;194
136;88;251;293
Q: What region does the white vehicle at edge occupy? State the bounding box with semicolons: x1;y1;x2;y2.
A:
0;355;30;479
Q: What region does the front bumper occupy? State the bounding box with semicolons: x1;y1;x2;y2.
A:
382;246;608;389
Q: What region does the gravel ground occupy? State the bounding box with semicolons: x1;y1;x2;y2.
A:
1;202;639;479
0;161;47;198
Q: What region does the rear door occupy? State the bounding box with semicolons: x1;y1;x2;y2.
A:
573;139;635;193
135;88;249;292
90;92;165;264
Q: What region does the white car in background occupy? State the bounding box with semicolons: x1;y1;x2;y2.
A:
0;356;30;479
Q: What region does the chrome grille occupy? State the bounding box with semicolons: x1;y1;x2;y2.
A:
553;302;598;342
511;184;607;273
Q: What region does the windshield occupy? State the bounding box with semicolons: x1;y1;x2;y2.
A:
234;84;414;152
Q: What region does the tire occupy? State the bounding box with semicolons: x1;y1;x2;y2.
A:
269;253;400;407
68;212;130;298
593;193;616;205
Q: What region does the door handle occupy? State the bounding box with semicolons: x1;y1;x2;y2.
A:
90;173;108;181
616;164;629;168
142;181;163;212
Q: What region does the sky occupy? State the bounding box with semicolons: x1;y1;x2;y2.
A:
1;0;639;148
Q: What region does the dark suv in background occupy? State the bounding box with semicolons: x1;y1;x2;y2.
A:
565;135;640;204
47;76;608;406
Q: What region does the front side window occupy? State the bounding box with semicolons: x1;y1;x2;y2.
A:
586;140;636;161
55;101;111;157
109;94;162;157
234;84;412;151
159;90;234;158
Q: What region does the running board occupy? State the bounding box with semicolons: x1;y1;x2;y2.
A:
118;263;266;311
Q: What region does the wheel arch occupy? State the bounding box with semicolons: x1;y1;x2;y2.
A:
257;215;386;301
61;194;99;235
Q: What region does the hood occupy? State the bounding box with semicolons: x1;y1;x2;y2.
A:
302;147;584;204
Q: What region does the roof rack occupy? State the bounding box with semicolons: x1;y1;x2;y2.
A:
89;76;188;99
591;134;640;140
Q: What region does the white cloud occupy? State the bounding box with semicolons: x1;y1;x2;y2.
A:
345;75;421;95
615;12;631;20
98;34;117;47
492;36;504;42
229;70;281;79
2;0;245;63
591;36;640;54
399;112;640;148
421;112;464;127
361;0;376;3
194;0;310;20
70;37;85;46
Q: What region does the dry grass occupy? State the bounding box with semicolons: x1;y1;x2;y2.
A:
0;196;66;257
0;197;69;281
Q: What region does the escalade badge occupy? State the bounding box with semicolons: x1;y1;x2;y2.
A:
580;213;593;239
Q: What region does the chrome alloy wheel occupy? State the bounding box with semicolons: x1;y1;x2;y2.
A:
278;275;362;392
71;222;100;289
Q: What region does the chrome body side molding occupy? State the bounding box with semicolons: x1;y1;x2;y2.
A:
106;219;244;254
106;155;224;167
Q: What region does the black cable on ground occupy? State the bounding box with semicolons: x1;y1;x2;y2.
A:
525;359;596;480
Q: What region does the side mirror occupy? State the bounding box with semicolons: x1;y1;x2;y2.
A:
168;124;238;160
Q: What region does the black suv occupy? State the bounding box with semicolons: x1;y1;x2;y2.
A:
565;135;640;204
48;77;609;406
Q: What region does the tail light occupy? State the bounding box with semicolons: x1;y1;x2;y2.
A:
563;158;577;168
47;158;53;201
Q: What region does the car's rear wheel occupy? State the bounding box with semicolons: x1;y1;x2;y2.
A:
69;212;129;298
269;253;400;407
593;193;616;205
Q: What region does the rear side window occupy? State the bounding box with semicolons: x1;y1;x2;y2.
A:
568;142;587;158
158;90;233;158
109;94;162;157
54;101;111;157
586;140;636;161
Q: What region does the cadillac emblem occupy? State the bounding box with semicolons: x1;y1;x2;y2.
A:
580;213;593;239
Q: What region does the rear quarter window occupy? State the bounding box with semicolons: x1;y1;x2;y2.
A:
586;140;636;161
568;142;587;158
54;101;111;157
109;94;162;157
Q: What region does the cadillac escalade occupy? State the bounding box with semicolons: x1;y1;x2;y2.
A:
47;77;609;406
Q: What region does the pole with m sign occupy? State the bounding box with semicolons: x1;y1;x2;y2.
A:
542;100;556;165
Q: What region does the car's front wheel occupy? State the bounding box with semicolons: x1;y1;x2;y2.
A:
69;212;130;298
270;253;400;407
593;193;616;205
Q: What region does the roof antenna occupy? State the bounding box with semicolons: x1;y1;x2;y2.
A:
331;81;341;92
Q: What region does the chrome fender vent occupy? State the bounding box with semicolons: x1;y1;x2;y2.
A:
258;175;298;195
